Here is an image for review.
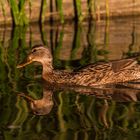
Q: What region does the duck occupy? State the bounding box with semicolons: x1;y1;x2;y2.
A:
17;45;140;87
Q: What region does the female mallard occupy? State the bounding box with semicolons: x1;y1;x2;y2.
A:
17;45;140;87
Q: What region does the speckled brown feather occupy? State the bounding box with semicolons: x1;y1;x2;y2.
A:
49;59;140;87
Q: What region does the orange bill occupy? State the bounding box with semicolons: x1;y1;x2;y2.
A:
17;59;33;68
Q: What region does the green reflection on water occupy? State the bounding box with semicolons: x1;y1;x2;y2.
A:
0;18;140;139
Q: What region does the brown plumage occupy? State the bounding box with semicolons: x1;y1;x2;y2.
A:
17;45;140;87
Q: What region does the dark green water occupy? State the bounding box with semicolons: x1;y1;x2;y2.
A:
1;17;140;140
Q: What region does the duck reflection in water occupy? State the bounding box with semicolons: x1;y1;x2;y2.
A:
18;83;54;115
17;79;140;117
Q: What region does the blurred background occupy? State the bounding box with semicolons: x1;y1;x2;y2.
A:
1;1;140;140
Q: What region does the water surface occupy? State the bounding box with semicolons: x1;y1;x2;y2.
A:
1;17;140;140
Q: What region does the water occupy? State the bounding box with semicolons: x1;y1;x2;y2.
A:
1;17;140;140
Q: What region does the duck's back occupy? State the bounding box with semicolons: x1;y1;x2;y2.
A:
70;58;140;86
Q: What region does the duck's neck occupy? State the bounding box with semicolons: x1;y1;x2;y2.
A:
42;62;55;83
43;89;53;103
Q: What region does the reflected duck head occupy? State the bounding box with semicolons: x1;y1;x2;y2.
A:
17;45;52;68
18;93;54;115
30;99;54;115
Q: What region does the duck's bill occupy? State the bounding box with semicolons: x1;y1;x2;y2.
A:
18;93;34;102
17;60;33;68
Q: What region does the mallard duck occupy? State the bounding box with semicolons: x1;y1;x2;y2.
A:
17;45;140;87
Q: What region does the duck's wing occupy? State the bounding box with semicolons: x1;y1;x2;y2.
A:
111;58;137;73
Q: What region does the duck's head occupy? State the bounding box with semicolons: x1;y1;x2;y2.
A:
17;45;52;68
18;93;54;115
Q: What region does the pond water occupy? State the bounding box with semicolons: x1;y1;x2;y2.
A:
1;17;140;140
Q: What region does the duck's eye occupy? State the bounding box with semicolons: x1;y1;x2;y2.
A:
32;49;37;53
33;110;41;115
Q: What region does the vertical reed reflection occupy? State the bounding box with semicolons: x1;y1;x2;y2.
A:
39;23;48;46
71;23;82;60
87;0;95;19
39;0;47;24
124;25;136;57
87;20;97;62
53;26;64;68
56;0;64;24
73;0;83;22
